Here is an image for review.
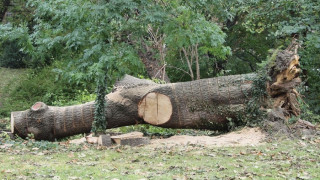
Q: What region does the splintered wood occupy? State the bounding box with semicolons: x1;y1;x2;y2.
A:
138;92;172;125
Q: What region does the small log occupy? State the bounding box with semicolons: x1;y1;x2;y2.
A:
98;134;112;147
85;134;98;144
111;132;144;144
120;137;150;146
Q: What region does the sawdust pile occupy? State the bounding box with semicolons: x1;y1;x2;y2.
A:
150;127;265;147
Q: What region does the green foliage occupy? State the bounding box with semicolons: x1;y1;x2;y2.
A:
237;0;320;116
164;5;231;80
0;40;28;68
0;0;146;75
0;63;96;117
1;0;32;24
239;50;276;126
92;77;107;134
300;33;320;116
111;124;221;137
0;117;10;130
243;72;269;125
113;125;181;137
24;139;59;150
0;24;34;67
165;6;230;58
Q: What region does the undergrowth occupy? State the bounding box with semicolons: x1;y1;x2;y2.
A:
238;48;284;127
242;71;270;126
0;64;96;118
109;124;222;138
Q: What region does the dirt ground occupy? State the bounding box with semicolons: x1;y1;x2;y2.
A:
68;127;266;148
150;127;265;147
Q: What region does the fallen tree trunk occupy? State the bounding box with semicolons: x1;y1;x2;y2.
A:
11;46;302;140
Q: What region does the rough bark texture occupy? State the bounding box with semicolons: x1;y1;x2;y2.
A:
11;47;302;140
11;73;254;140
11;102;94;140
0;0;10;22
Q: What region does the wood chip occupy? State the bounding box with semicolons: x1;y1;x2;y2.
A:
86;134;98;144
98;134;112;147
69;137;86;145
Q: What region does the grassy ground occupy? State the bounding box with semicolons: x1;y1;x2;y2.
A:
0;68;27;99
0;136;319;180
0;68;28;129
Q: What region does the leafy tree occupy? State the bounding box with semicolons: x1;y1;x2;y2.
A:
0;0;146;131
165;6;231;80
0;39;28;68
236;0;320;116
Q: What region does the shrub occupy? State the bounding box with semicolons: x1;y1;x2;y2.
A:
0;63;96;117
0;40;28;68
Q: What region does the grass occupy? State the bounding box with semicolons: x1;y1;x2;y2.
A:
0;68;28;129
0;136;319;179
0;67;27;94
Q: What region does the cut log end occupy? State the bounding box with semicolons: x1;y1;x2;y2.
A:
31;102;48;112
98;134;112;147
10;112;14;133
138;92;172;125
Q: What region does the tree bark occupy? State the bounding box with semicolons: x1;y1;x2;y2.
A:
0;0;10;22
11;47;302;140
11;74;254;140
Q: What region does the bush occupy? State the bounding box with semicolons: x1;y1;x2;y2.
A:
0;40;28;68
0;63;96;117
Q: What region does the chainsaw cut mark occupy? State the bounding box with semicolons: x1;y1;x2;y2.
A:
138;92;172;125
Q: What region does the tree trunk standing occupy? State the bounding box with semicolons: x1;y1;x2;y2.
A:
182;47;194;80
195;44;200;80
138;38;171;83
0;0;10;22
138;49;171;83
11;47;302;140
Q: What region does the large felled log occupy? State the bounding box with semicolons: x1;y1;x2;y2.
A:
11;73;254;140
11;47;302;140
